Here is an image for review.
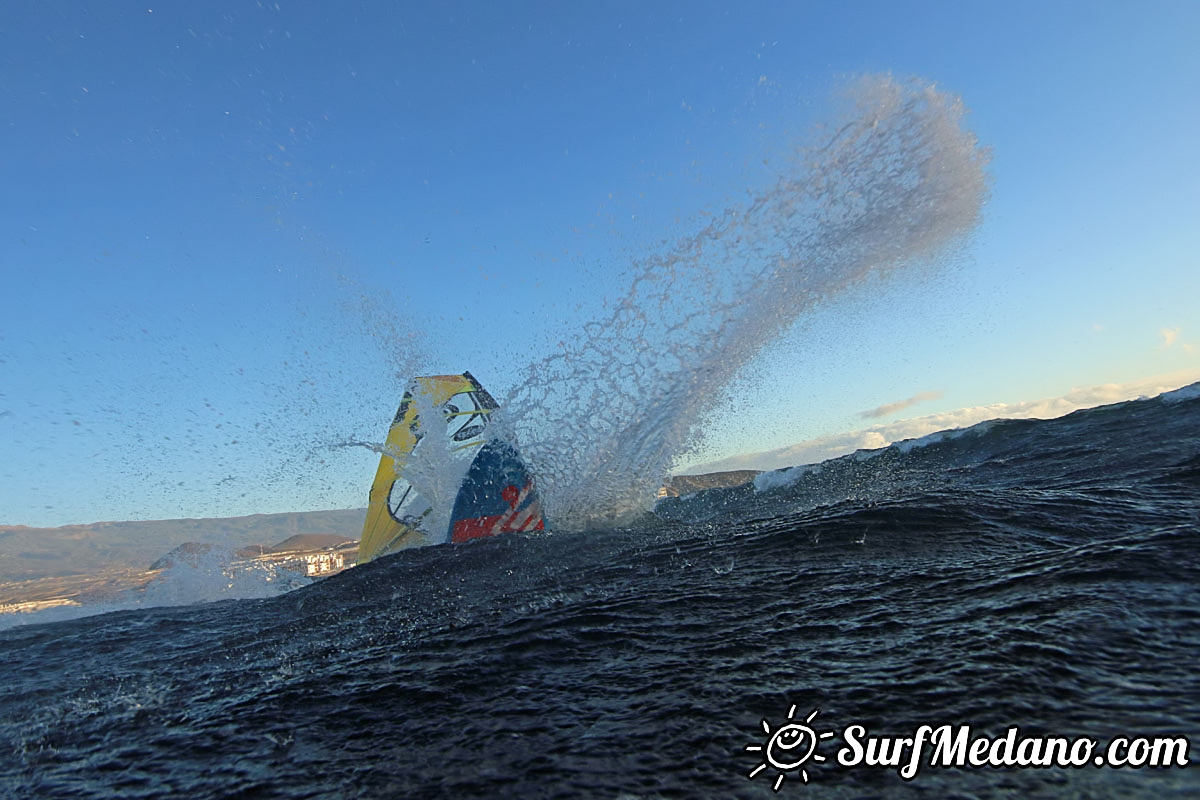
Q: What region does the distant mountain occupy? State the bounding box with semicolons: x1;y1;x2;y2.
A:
0;509;367;582
267;534;355;554
149;541;222;571
0;468;761;584
659;470;761;497
148;533;356;571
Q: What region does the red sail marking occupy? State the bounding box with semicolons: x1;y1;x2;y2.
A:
450;482;544;543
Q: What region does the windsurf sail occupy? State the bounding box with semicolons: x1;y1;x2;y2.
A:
358;372;545;564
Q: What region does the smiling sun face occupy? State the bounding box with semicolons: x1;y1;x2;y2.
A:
766;722;817;770
746;706;835;791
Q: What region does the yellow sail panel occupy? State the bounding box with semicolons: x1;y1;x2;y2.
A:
358;373;494;564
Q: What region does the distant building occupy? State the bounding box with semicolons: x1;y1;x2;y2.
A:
302;552;344;576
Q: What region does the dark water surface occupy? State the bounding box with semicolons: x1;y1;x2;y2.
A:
3;386;1198;798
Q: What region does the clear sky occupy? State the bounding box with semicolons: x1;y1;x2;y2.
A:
2;1;1198;527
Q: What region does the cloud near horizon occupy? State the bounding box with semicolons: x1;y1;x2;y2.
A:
686;369;1200;475
858;390;943;419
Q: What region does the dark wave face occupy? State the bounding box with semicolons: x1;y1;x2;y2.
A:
2;386;1198;798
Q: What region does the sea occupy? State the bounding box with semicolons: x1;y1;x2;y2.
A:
1;382;1197;798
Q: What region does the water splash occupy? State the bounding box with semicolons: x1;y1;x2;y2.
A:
392;383;479;546
0;546;301;631
502;75;990;529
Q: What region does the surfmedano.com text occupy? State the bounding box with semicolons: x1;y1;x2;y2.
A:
838;724;1190;780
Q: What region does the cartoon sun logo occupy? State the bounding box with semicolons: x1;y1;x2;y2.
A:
746;705;835;791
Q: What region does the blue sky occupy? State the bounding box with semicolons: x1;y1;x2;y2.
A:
2;1;1198;526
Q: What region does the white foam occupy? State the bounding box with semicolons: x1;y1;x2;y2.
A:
895;429;954;454
753;463;824;493
0;547;302;631
1160;381;1200;403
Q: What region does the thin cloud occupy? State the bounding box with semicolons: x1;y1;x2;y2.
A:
859;390;943;419
1161;327;1181;348
686;369;1200;476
